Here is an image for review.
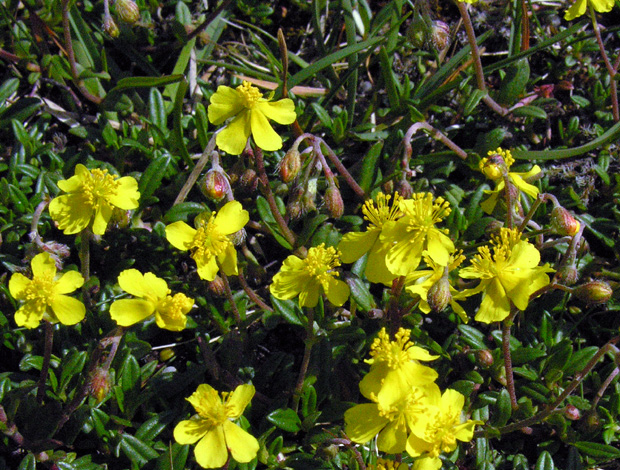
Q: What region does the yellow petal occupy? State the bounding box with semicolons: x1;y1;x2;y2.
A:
411;456;442;470
214;201;249;235
377;419;407;453
250;108;283;151
324;278;350;306
31;252;56;279
255;99;297;125
50;295;86;325
564;0;588;20
208;85;245;125
299;281;320;308
344;403;387;443
475;278;511;323
92;202;113;235
194;427;228;469
195;255;219;281
227;384;255;418
55;271;85;295
49;194;92;234
216;112;251;155
223;420;259;463
166;221;197;251
155;311;187;331
591;0;615;12
173;417;210;444
118;269;157;298
338;231;378;263
14;301;45;329
217;245;239;277
9;273;31;299
110;299;155;326
365;243;397;285
56;165;87;192
108;176;140;209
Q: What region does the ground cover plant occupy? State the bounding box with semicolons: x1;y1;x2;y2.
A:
1;0;620;468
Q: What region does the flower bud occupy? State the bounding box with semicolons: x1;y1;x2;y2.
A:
208;275;226;297
201;169;230;202
555;265;579;286
395;178;413;199
324;183;344;219
103;17;120;37
89;368;111;403
573;280;613;304
115;0;140;24
477;349;494;368
550;206;580;236
280;147;302;183
564;405;581;421
431;21;450;51
239;168;258;193
159;348;175;361
426;275;451;312
406;17;427;49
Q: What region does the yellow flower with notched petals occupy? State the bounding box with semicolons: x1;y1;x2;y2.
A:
208;81;297;155
49;164;140;235
459;228;553;323
565;0;614;20
269;244;350;308
165;201;249;281
110;269;194;331
9;252;85;328
174;384;259;469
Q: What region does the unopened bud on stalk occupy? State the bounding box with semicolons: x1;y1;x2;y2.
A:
477;349;494;368
103;17;120;37
555;265;579;286
564;405;581;421
406;18;427;49
280;146;302;183
431;21;450;50
239;168;258;193
550;206;580;236
208;275;226;297
573;280;613;304
427;272;451;312
395;178;413;199
201;169;230;202
89;368;111;403
324;183;344;219
115;0;140;24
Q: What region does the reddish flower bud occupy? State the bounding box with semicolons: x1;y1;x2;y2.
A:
280;147;301;183
550;206;580;236
555;265;579;286
201;169;230;202
426;275;451;312
564;405;581;421
208;275;226;297
573;280;613;305
89;368;111;403
324;183;344;219
431;21;450;51
104;17;120;37
477;349;494;368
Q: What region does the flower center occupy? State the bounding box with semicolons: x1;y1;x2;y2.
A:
423;409;460;456
362;192;403;230
191;214;231;261
303;244;341;283
403;193;451;233
22;273;56;304
157;293;192;320
236;81;263;108
81;169;119;208
193;394;229;426
369;328;414;370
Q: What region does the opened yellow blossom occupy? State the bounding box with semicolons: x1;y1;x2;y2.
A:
208;81;297;155
479;148;541;215
49;164;140;235
406;388;480;470
369;459;410;470
460;228;554;323
110;269;194;331
9;252;85;328
564;0;614;20
174;384;259;469
270;244;350;308
166;201;249;281
381;193;454;277
405;251;469;323
338;192;404;285
359;328;438;407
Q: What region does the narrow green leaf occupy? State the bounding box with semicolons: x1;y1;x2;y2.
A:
256;196;293;250
120;354;141;392
511;105;548;119
149;88;167;132
120;434;159;465
345;273;376;313
574;441;620;459
155;443;190;470
535;451;554;470
164;202;206;223
139;154;171;201
172;79;192;167
358;141;383;194
490;389;512;427
563;346;598;375
458;324;488;349
267;408;302;432
464;89;488;116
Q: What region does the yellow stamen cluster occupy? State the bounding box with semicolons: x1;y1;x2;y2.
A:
82;169;120;208
363;192;403;229
403;193;451;232
191;214;231;261
369;328;414;369
236;81;263;108
157;293;193;320
303;245;341;281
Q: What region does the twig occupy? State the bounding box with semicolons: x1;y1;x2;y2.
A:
402;122;468;166
186;0;234;42
292;308;315;413
37;321;54;404
592;366;620;409
174;134;218;205
589;4;619;121
502;309;519;410
238;268;273;312
218;267;241;325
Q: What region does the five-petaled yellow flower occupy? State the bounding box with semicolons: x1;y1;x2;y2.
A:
270;244;350;308
174;383;259;469
110;269;194;331
564;0;614;20
459;228;553;323
49;164;140;235
9;252;85;329
165;201;249;281
479;148;541;215
208;81;297;155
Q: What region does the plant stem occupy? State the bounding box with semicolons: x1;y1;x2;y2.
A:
37;321;54;404
403;122;468;165
238;268;273;313
589;4;619;121
502;310;519;410
219;267;241;325
592;366;620;409
292;308;315;413
79;229;91;306
317;138;365;199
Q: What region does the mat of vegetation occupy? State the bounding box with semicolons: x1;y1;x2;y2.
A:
1;0;620;469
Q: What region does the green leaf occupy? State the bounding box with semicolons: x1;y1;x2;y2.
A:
458;324;488;349
164;202;206;223
511;347;546;365
154;443;189;470
497;58;530;106
490;389;512;427
564;346;598;375
136;413;173;441
535;451;554;470
256;196;293;250
573;441;620;459
345;274;376;313
511;105;548;119
149;88;167;132
59;350;88;394
464;89;488;116
270;296;302;326
119;434;159;465
172;79;192;167
18;453;36;470
267;408;302;432
119;354;141;392
139;154;171;201
358;141;383;193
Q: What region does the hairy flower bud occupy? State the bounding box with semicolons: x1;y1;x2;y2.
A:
103;17;120;37
395;178;413;199
406;17;427;49
208;275;226;297
426;274;451;312
280;147;302;183
239;168;258;193
431;21;450;51
324;183;344;219
89;368;111;403
555;265;579;286
201;169;230;202
115;0;140;24
564;405;581;421
550;206;580;236
573;280;613;304
477;349;494;368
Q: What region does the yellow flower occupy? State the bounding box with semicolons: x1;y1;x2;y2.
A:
165;201;249;281
369;458;410;470
49;164;140;235
565;0;614;20
405;251;469;323
208;81;297;155
174;384;259;469
109;269;194;331
338;192;404;285
406;389;481;468
381;193;454;277
479;148;541;215
459;228;553;323
345;384;439;454
8;252;85;328
359;328;438;407
270;244;350;308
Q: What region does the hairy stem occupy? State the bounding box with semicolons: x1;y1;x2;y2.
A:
589;4;619;121
292;308;315;413
37;321;54;404
502;311;519;410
